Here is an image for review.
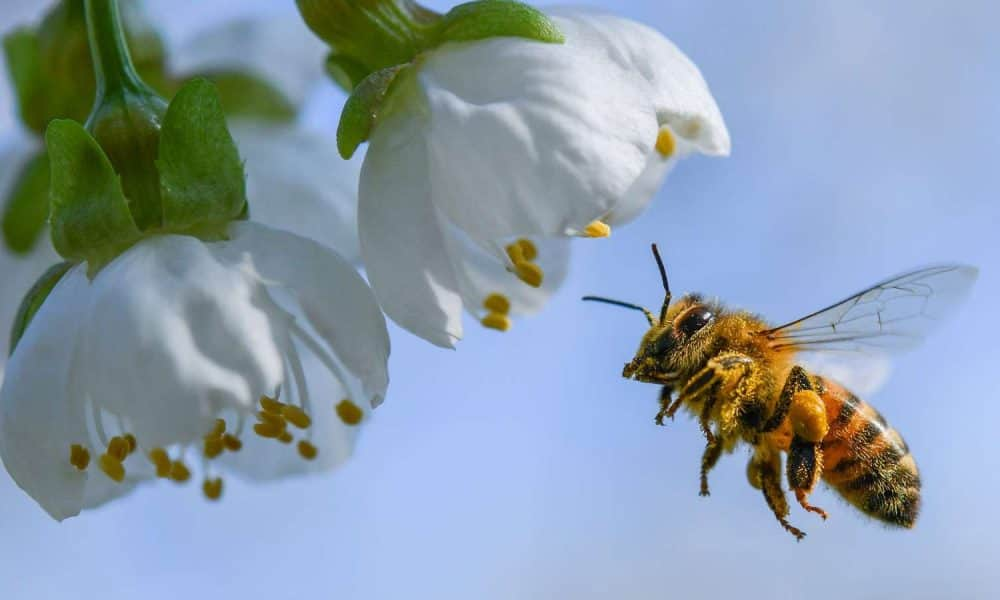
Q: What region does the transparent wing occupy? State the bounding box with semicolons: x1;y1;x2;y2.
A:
759;264;978;355
797;352;893;397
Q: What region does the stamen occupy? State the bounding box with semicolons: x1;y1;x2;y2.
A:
107;436;129;462
211;419;227;437
98;454;125;482
149;448;171;478
222;434;243;452
278;431;294;444
655;127;676;158
298;440;318;460
288;321;352;394
336;399;364;426
169;461;191;483
283;330;314;427
582;220;611;238
505;242;525;265
123;434;137;455
483;293;511;314
516;238;537;262
202;478;223;501
69;444;90;471
258;411;286;428
260;395;285;414
253;422;283;439
514;262;544;288
481;313;511;332
282;405;312;429
203;436;224;459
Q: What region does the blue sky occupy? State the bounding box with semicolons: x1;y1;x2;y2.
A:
1;1;998;598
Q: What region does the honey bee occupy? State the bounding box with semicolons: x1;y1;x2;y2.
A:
585;245;977;539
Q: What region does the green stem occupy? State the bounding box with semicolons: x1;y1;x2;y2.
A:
84;0;144;96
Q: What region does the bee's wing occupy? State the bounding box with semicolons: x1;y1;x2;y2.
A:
759;264;978;354
797;352;893;397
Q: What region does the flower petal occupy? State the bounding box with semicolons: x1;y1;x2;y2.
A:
231;121;362;261
170;14;326;108
358;104;465;349
74;234;285;448
603;146;677;226
219;222;390;407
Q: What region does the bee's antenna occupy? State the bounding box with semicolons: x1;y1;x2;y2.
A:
582;296;657;326
651;244;671;323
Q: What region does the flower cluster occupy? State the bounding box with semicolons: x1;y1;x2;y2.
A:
0;0;728;519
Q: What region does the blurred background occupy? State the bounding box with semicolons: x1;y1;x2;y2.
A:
1;0;998;598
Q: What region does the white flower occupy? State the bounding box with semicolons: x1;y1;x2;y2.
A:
358;8;729;348
0;222;389;520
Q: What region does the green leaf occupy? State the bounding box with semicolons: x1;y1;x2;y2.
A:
337;64;409;159
2;151;50;254
46;119;142;271
2;28;46;133
434;1;564;45
157;78;247;234
9;261;73;356
194;70;296;122
325;53;371;92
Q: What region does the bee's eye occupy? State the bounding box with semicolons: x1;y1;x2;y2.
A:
678;308;713;337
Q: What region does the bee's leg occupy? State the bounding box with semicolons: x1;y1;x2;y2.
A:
749;449;806;540
787;437;829;520
654;385;679;426
677;352;754;406
699;434;723;497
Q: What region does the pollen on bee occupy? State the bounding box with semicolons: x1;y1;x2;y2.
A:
169;460;191;483
69;444;90;471
655;127;676;158
149;448;171;478
514;262;544;288
483;293;511;315
582;220;611;238
481;313;511;332
336;399;364;426
98;453;125;482
282;405;312;429
202;477;223;501
298;440;318;460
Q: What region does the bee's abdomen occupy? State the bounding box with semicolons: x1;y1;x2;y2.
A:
817;379;921;527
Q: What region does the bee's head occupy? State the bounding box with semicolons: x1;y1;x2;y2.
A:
584;245;720;385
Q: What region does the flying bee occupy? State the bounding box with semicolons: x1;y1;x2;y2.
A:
585;245;977;540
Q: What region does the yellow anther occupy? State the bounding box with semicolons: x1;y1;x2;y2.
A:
69;444;90;471
282;405;312;429
514;262;544;288
259;395;285;414
107;436;129;462
123;434;137;455
202;478;223;501
483;293;511;314
516;238;538;261
149;448;171;478
278;431;294;444
505;243;525;265
336;399;364;426
582;220;611;238
257;411;286;428
298;440;318;460
169;461;191;483
655;127;676;158
481;313;511;332
253;422;282;439
98;453;125;483
203;436;224;459
222;434;243;452
211;419;227;437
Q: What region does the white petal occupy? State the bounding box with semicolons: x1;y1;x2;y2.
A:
603;146;677;226
220;222;390;407
546;8;730;156
359;104;465;349
416;28;657;242
232;121;362;261
75;234;285;448
170;14;326;107
0;267;93;520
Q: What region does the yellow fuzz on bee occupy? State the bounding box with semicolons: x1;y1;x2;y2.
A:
298;440;318;460
69;444;90;471
149;448;171;478
202;478;223;501
99;453;125;482
655;127;676;158
336;399;363;426
582;220;611;238
282;405;312;429
483;293;511;315
481;313;511;332
169;461;191;483
514;262;544;288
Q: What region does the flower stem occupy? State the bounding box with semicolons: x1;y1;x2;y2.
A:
84;0;145;96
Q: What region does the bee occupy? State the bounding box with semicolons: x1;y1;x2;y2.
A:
584;245;977;539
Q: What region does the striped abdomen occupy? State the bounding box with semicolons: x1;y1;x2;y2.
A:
817;377;921;527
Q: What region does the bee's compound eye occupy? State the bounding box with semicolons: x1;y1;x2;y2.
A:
678;308;713;337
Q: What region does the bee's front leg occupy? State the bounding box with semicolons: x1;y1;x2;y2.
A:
655;385;678;425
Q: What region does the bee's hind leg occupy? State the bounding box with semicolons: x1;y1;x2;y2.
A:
748;449;806;541
783;368;831;520
787;437;829;520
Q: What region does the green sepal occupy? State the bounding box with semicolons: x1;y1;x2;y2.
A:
194;70;296;122
325;53;371;92
156;78;247;234
46;119;142;273
337;65;409;159
2;151;50;254
2;29;43;132
9;261;73;356
433;0;564;45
